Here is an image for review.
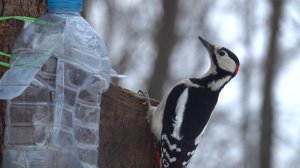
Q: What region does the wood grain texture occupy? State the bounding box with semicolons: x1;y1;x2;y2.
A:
100;83;158;168
0;0;46;58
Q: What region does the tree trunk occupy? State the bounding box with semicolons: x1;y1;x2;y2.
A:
148;0;179;99
0;0;47;68
0;1;47;166
259;1;284;168
0;1;157;168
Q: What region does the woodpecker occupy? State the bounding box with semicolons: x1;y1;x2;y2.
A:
140;36;240;168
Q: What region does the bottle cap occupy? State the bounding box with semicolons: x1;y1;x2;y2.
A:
48;0;83;13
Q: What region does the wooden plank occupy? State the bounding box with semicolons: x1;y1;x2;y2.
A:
100;83;158;168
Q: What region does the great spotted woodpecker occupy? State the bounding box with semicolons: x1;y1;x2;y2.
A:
140;36;240;168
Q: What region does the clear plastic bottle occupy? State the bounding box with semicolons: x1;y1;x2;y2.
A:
1;0;111;167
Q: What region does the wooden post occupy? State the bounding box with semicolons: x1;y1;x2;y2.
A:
0;1;157;168
100;83;157;168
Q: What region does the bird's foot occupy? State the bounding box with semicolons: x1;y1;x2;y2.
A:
138;90;152;110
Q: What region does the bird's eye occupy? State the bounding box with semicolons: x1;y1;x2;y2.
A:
218;50;226;56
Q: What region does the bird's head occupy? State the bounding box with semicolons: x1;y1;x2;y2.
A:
198;36;240;77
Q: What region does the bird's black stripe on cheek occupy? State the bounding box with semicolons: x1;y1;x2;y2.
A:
212;53;220;69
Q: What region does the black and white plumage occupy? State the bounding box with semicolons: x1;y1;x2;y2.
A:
141;36;239;168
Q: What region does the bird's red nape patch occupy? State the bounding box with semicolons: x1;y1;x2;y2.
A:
235;65;239;74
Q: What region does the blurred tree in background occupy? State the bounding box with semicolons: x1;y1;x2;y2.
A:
259;0;284;168
84;0;300;168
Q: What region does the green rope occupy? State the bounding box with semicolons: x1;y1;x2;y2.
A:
0;52;12;68
0;44;57;68
0;51;13;58
0;61;9;68
0;16;54;68
0;16;48;25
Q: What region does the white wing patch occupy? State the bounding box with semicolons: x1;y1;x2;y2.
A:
150;79;199;141
187;150;195;156
162;148;177;163
171;88;188;140
161;134;180;166
182;161;188;166
162;134;182;152
194;124;208;145
179;79;201;88
207;75;231;91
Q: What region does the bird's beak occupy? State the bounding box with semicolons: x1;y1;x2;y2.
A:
198;36;214;54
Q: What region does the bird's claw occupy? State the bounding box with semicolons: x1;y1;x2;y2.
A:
138;90;151;110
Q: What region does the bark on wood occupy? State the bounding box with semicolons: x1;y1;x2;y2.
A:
0;1;157;168
0;1;47;166
100;83;157;168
